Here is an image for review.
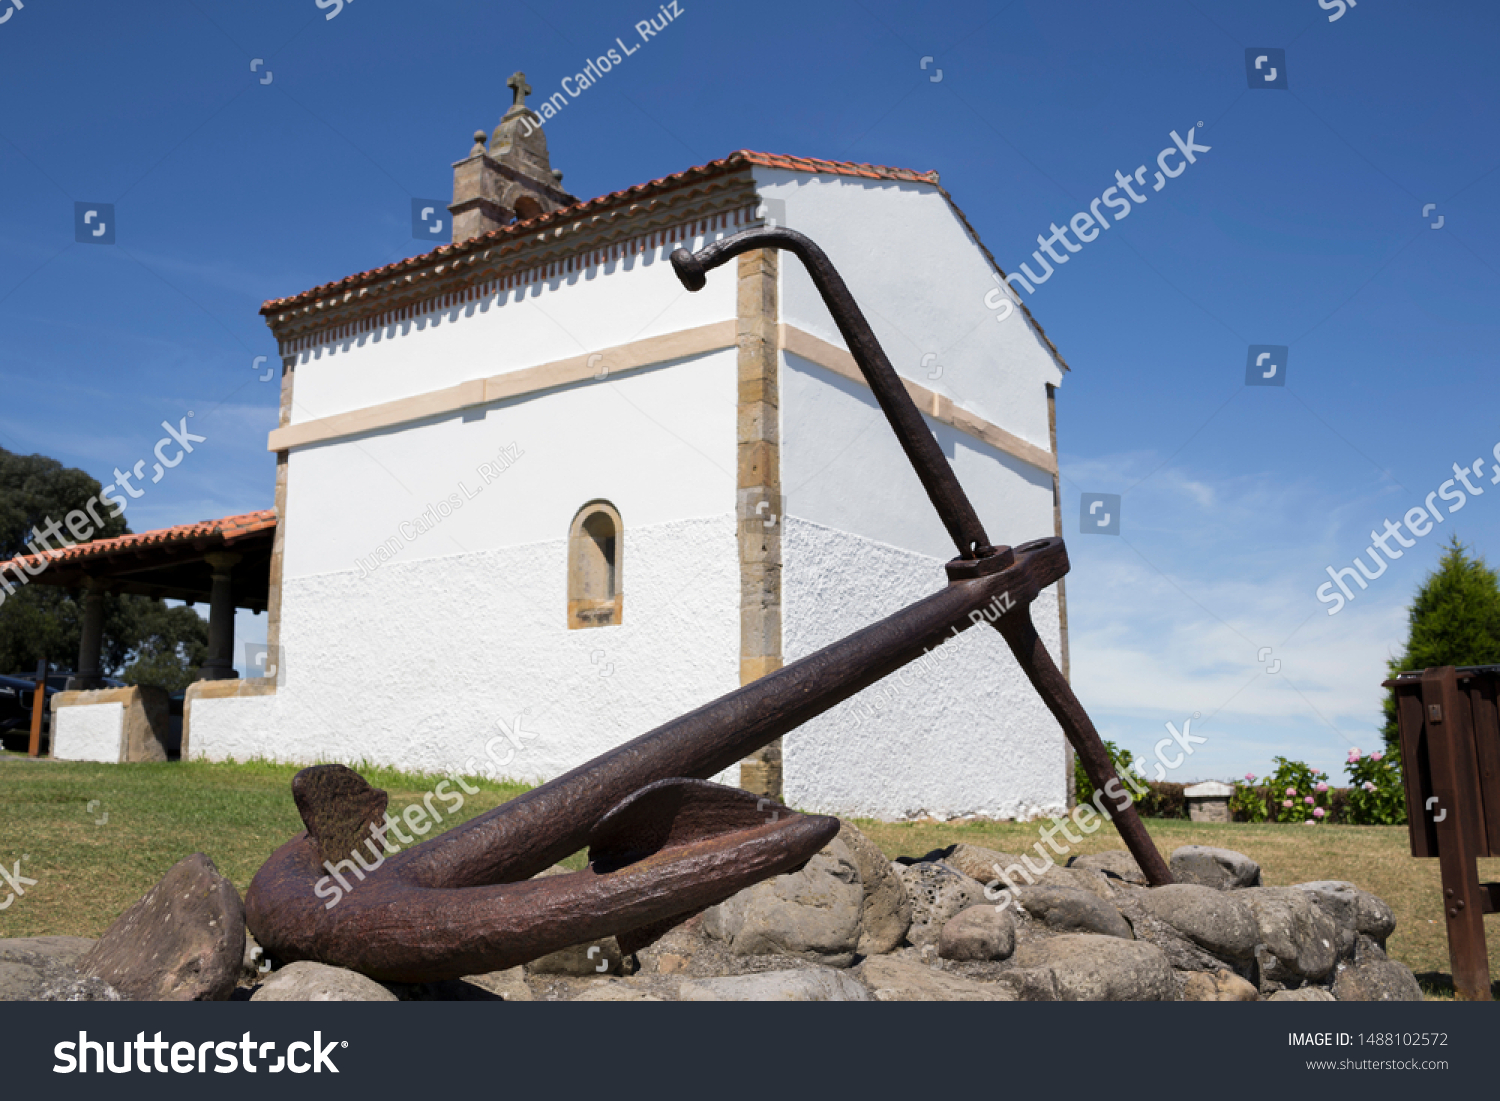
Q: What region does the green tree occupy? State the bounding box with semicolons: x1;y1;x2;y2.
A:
0;447;208;687
117;601;211;692
1382;534;1500;752
0;448;130;556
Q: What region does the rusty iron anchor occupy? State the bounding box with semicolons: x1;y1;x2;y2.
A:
245;225;1170;984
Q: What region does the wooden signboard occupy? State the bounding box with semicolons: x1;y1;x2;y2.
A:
1386;665;1500;1000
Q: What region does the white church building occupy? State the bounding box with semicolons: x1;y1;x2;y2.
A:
70;81;1078;820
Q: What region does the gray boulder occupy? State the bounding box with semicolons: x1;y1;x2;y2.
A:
855;955;1015;1001
703;838;863;967
1029;864;1119;902
0;936;95;966
1296;881;1395;946
837;822;911;955
1016;884;1132;939
634;918;706;976
571;978;664;1002
525;936;630;977
1169;846;1261;890
678;968;872;1001
0;938;118;1002
943;843;1030;885
1355;894;1397;943
898;861;986;949
78;853;245;1001
1267;987;1336;1002
1332;958;1423;1001
956;845;1115;902
1242;887;1339;983
1181;969;1259;1001
462;967;533;1001
251;961;398;1002
1110;893;1233;974
1132;883;1258;961
1291;882;1361;958
938;904;1017;962
1070;850;1148;886
1003;934;1176;1001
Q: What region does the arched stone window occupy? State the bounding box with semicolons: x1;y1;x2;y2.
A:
568;501;623;629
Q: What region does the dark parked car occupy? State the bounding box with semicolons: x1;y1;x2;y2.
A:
0;672;126;751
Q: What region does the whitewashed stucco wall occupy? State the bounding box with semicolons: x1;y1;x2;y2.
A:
195;310;744;783
779;356;1056;560
780;518;1067;821
289;235;739;422
52;703;123;764
770;169;1071;817
189;516;741;786
753;166;1065;455
282;347;739;579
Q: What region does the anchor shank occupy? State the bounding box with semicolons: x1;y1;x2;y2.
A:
673;227;991;559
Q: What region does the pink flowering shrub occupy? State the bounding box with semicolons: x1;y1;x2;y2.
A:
1232;757;1330;823
1232;751;1404;825
1344;748;1405;825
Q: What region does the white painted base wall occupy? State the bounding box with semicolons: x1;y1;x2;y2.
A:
190;514;1067;821
52;703;124;763
781;518;1067;821
189;516;742;788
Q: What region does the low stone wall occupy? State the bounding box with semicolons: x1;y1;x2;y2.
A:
51;686;172;764
181;678;277;761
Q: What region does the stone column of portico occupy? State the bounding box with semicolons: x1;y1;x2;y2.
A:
198;552;241;681
67;579;108;690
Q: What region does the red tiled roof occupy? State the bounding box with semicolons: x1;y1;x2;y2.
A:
260;150;941;313
738;150;939;185
0;509;276;575
258;147;1070;373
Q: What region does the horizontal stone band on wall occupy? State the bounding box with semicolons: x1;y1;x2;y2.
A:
266;322;1056;477
778;325;1058;477
267;321;739;452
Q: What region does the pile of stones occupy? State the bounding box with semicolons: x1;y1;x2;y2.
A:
0;825;1423;1002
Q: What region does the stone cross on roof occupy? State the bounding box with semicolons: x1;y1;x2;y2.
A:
507;71;531;109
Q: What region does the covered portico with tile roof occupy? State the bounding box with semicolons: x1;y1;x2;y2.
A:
0;509;276;688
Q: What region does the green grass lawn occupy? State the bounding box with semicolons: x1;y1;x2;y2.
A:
1;758;1495;998
0;757;537;940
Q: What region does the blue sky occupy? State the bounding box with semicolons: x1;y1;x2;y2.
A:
1;0;1496;781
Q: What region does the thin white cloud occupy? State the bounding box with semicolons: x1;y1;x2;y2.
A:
1059;448;1443;779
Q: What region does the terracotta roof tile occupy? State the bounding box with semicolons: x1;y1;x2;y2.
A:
260;150;941;314
0;509;276;576
258;147;1070;374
